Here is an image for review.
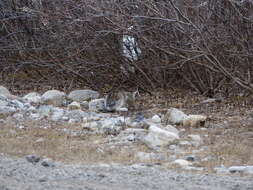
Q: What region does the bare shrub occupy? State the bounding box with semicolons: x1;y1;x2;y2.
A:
0;0;252;95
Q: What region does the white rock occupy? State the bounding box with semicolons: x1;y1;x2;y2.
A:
13;113;24;121
41;158;55;167
151;115;161;123
183;115;207;128
17;125;25;129
179;141;192;146
62;116;69;121
214;165;229;174
228;166;253;174
68;89;99;102
0;86;11;96
184;166;204;171
82;121;99;131
51;108;65;121
0;86;20;100
0;99;8;107
0;106;17;118
37;105;53;117
27;106;37;113
136;152;165;162
163;108;188;125
80;101;89;110
23;92;42;104
143;125;179;149
100;117;124;134
168;144;177;150
173;159;192;167
89;98;105;112
29;113;41;120
41;90;66;107
11;99;25;110
35;138;45;143
68;119;78;123
188;134;202;146
67;101;81;110
115;107;128;112
164;125;179;135
65;110;88;122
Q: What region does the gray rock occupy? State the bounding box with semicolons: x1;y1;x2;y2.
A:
51;107;65;121
82;121;100;131
68;89;99;102
41;158;55;167
164;125;179;135
214;165;230;174
228;166;253;174
143;125;179;149
37;105;53;118
67;101;81;110
188;134;202;147
10;99;25;110
136;152;166;162
184;155;196;162
13;113;24;121
0;86;20;100
0;86;11;97
0;106;17;118
29;113;41;120
41;90;66;107
179;141;192;147
23;92;42;105
27;106;37;113
163;108;187;125
89;98;105;112
100;117;125;135
116;128;147;143
65;110;88;122
80;101;89;110
25;154;40;164
35;138;45;143
173;159;192;167
1;155;253;190
151;115;161;123
0;99;8;107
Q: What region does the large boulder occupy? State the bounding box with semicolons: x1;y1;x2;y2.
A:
0;86;11;96
41;90;66;107
68;89;99;102
23;92;42;105
143;125;179;149
0;86;20;100
163;108;188;125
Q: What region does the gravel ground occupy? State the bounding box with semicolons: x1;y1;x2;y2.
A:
0;155;252;190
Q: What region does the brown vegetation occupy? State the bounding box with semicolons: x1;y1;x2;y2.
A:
0;0;252;96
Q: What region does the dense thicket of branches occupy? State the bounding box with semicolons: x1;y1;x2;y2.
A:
0;0;252;96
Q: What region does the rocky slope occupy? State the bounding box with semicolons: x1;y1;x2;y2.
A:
0;155;252;190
